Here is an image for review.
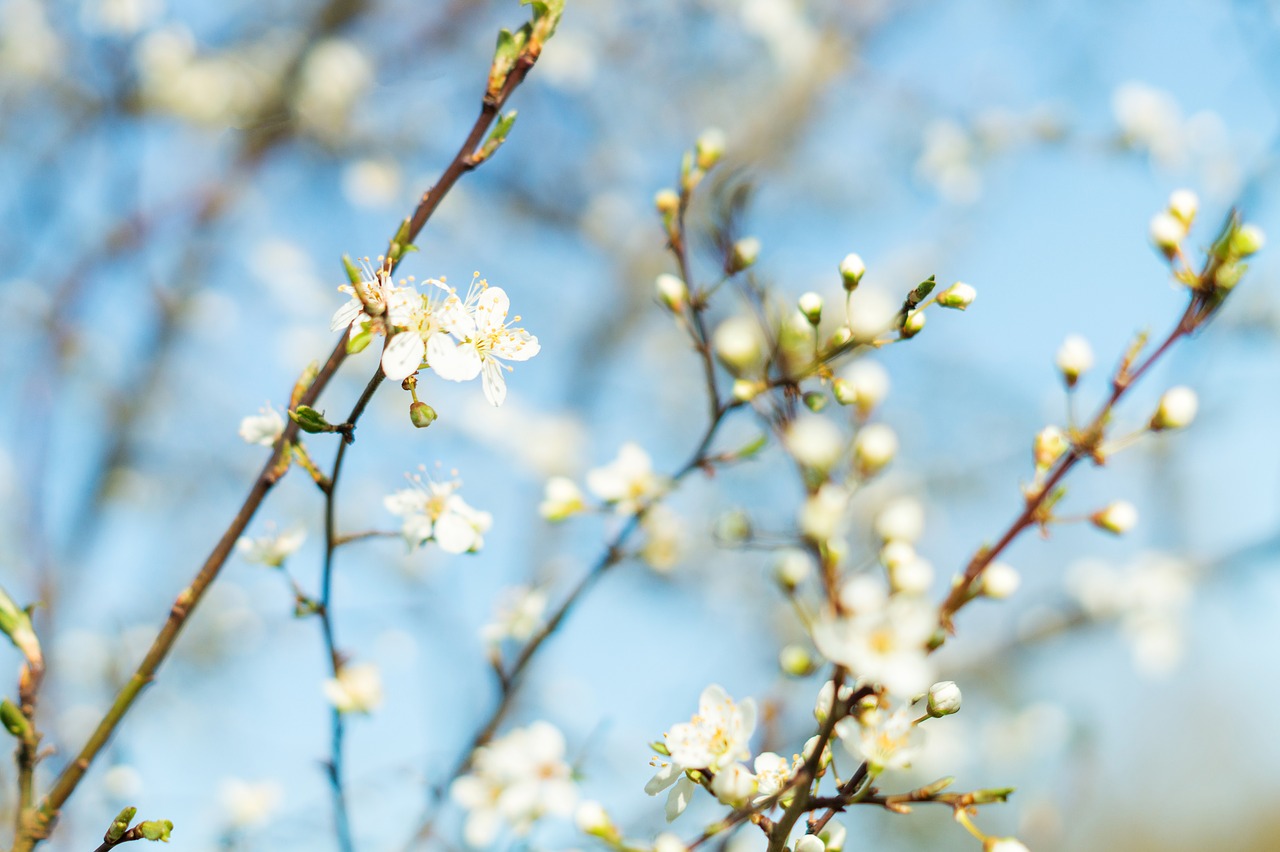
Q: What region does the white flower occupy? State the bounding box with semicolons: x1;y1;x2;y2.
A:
539;476;585;521
752;751;792;802
712;316;766;372
218;778;283;829
640;504;685;572
664;685;756;771
785;415;844;472
1168;188;1198;224
813;595;936;699
239;405;284;446
795;836;826;852
841;706;919;774
834;360;889;414
709;762;756;806
323;662;382;715
586;443;668;514
1150;211;1187;253
384;473;492;554
853;424;897;476
575;800;613;836
428;275;540;407
481;586;548;645
236;527;305;567
799;483;849;542
451;721;577;846
981;562;1020;599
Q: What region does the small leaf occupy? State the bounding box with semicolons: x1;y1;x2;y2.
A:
0;699;29;738
138;819;174;842
341;255;362;286
105;807;137;843
288;406;336;435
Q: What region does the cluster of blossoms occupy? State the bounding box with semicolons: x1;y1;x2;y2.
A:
450;721;578;846
540;443;671;521
331;261;540;407
383;470;492;554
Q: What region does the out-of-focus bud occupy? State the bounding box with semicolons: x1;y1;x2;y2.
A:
713;316;766;372
714;508;753;544
539;476;585;521
799;483;849;542
779;644;815;677
834;360;889;416
874;496;924;543
575;801;619;841
1167;189;1198;226
853;424;898;477
1055;334;1093;388
409;401;437;429
839;253;866;290
821;821;847;852
732;378;763;401
1232;224;1265;257
730;237;761;272
798;291;824;325
290;405;336;434
935;282;976;310
890;555;933;596
795;836;826;852
880;540;916;572
1150;386;1198;431
775;549;814;590
654;832;687;852
695;128;726;170
1092;500;1138;535
654;188;680;216
785;415;844;473
984;838;1030;852
1033;425;1069;470
0;699;30;738
804;391;828;413
1150;211;1187;258
926;681;962;717
980;562;1020;599
901;310;926;339
655;273;688;313
710;762;756;807
1214;261;1244;290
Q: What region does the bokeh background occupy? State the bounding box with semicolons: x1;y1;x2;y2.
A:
2;0;1280;849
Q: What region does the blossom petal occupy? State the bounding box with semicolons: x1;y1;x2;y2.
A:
665;776;695;821
476;287;511;335
437;293;477;338
381;332;425;380
645;763;680;795
493;329;540;362
481;357;507;407
433;512;478;554
428;334;482;382
330;298;362;332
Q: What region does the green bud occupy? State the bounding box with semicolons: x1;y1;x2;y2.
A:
288;405;335;434
0;699;29;738
803;391;827;412
409;401;438;429
969;787;1015;805
0;586;40;667
138;819;173;842
346;324;374;354
1231;224;1265;257
341;255;362;286
106;807;138;843
730;237;761;272
1214;261;1245;290
917;777;955;797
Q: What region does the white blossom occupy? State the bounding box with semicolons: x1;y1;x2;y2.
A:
451;721;577;846
539;476;585;521
586;443;668;514
384;472;492;554
323;662;382;715
218;778;283;829
427;275;540;407
813;594;936;698
481;586;548;645
839;706;919;774
238;405;284;446
236;527;305;567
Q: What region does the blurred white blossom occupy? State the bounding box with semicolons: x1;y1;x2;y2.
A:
384;472;492;554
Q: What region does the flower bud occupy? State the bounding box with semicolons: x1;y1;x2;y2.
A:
926;681;962;717
713;316;765;372
714;508;753;544
654;188;680;216
1092;500;1138;535
1150;211;1186;257
935;282;976;310
900;310;926;338
539;476;584;521
980;562;1020;599
290;404;336;434
1167;188;1198;226
874;496;924;543
799;483;849;542
654;833;686;852
795;836;826;852
839;253;865;290
409;401;438;429
1055;334;1093;388
775;549;813;589
797;291;824;325
732;378;763;401
695;128;726;170
984;839;1030;852
1033;425;1069;470
1232;223;1265;257
854;424;898;477
655;273;688;313
890;555;934;596
785;415;844;473
730;237;761;272
1150;385;1198;431
821;822;847;852
0;699;30;738
710;763;757;807
834;360;889;416
1215;261;1244;290
779;644;815;676
879;540;916;572
575;800;618;840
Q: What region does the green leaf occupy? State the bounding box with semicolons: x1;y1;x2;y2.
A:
346;324;373;355
341;254;362;285
0;586;40;667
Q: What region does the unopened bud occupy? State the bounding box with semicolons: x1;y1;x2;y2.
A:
821;822;846;852
409;401;438;429
798;291;824;324
1092;500;1138;535
1232;223;1265;257
1215;261;1244;290
1055;334;1093;388
0;699;29;738
1150;386;1197;431
984;837;1029;852
654;188;680;216
1033;425;1069;470
655;273;688;312
1168;189;1198;226
730;237;761;272
713;316;765;372
695;128;726;170
106;807;137;843
710;763;756;807
935;282;976;310
835;360;889;416
289;405;335;434
980;562;1020;599
779;644;815;676
890;555;933;596
775;549;814;590
785;415;844;472
901;311;926;338
732;378;763;401
1150;211;1186;257
714;509;753;544
839;253;866;290
926;681;962;717
795;836;826;852
854;424;898;477
575;801;618;840
137;821;173;842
